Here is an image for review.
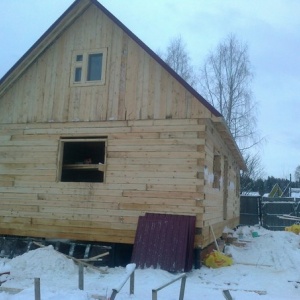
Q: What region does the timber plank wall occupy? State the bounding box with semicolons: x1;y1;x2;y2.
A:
0;3;241;248
0;5;209;123
0;119;240;248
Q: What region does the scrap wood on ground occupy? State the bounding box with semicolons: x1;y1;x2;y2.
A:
0;225;300;299
33;242;109;274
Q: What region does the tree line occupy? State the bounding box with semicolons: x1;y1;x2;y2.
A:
241;175;300;197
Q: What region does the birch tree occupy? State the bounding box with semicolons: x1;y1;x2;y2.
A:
161;34;263;185
199;34;259;151
199;34;264;187
158;35;197;87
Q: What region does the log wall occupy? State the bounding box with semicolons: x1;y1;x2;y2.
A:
0;2;241;248
0;118;240;247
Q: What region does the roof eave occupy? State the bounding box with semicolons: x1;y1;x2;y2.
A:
212;116;247;171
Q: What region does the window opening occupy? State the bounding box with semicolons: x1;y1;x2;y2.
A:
213;155;221;189
71;49;107;86
236;171;240;197
223;156;228;220
87;53;103;81
75;67;82;82
60;138;106;183
76;54;83;62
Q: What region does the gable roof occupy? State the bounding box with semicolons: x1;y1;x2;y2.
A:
0;0;246;170
0;0;220;117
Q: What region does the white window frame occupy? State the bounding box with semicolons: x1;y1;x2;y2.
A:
70;48;107;86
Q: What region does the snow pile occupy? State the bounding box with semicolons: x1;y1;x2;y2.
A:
227;227;300;271
9;245;77;278
1;245;79;290
0;226;299;299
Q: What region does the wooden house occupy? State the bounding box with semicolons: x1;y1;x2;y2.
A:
0;0;246;259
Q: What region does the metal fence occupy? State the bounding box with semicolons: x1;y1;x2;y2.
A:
240;196;261;226
240;196;300;230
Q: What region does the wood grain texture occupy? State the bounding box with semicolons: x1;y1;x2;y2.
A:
0;3;242;248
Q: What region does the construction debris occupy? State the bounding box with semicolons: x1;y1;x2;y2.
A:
204;226;233;268
0;236;112;267
33;242;109;274
0;271;10;285
279;214;300;221
285;224;300;234
204;251;233;268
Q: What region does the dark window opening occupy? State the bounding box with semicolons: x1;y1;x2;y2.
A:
75;67;82;82
61;169;103;183
213;155;221;189
76;54;83;62
60;139;106;183
87;53;103;81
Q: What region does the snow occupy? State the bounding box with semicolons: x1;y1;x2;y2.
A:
0;226;299;300
241;192;260;196
290;188;300;198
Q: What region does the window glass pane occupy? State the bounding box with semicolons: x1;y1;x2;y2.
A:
75;67;82;82
76;54;83;62
87;53;103;81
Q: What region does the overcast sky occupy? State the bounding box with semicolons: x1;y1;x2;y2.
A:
1;0;299;180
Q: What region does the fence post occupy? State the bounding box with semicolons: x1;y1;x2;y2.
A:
110;263;136;299
152;290;158;300
110;289;117;300
179;275;186;300
79;264;84;290
130;270;134;295
34;278;41;300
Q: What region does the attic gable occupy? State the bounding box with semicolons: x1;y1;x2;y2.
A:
0;0;246;169
0;0;220;118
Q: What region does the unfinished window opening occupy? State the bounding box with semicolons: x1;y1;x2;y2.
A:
59;138;106;183
223;156;228;220
213;155;221;189
236;171;240;197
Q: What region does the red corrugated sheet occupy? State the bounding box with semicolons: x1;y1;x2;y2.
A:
131;213;196;272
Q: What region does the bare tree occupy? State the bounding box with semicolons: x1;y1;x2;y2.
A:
158;35;197;87
199;34;260;152
160;34;263;182
199;34;264;184
240;152;264;192
295;165;300;181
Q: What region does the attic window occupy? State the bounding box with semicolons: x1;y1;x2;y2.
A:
59;138;107;183
71;49;107;86
87;53;103;81
213;155;221;189
76;54;83;61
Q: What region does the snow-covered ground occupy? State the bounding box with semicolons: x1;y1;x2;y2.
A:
0;226;299;300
